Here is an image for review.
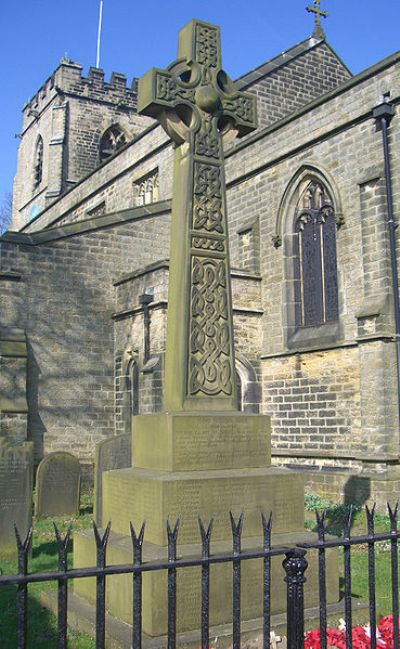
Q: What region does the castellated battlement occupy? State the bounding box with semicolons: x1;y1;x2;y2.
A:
22;58;138;130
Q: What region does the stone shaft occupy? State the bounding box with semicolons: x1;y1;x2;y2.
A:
138;20;257;412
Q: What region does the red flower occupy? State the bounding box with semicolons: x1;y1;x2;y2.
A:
304;616;398;649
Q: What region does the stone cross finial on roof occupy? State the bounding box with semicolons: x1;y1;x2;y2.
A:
306;0;329;39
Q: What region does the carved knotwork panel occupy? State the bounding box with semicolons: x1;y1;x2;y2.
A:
189;256;233;396
195;24;220;83
155;73;195;104
195;114;220;159
222;95;256;128
192;236;225;252
193;162;223;233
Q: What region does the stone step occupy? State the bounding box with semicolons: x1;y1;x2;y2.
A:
132;413;271;471
41;590;369;649
102;466;305;543
73;529;339;636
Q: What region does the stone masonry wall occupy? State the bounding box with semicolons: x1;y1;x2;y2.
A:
236;40;351;131
226;54;400;468
0;211;170;468
263;348;361;456
114;263;169;431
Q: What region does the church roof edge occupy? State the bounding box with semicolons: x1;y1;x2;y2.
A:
234;36;347;90
228;48;400;159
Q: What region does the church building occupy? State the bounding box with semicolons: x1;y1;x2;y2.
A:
1;7;400;507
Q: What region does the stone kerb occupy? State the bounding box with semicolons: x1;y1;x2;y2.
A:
0;439;34;557
35;451;81;518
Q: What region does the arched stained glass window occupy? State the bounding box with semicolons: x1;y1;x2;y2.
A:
100;125;126;162
293;180;338;327
33;136;43;191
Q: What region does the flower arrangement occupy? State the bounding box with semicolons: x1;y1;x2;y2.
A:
304;616;399;649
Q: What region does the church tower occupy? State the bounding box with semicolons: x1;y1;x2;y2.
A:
12;58;149;229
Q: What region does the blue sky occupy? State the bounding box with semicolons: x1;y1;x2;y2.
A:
1;0;399;206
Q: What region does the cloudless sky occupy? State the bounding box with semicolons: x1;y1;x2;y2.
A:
1;0;399;204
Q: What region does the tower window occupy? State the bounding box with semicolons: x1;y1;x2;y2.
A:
100;125;127;162
33;136;43;191
293;181;338;327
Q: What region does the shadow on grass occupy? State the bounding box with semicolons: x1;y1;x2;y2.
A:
80;503;93;516
339;576;363;600
305;500;361;537
0;585;58;649
0;583;95;648
32;538;73;561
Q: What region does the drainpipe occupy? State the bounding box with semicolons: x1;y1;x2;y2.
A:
372;99;400;417
139;293;154;363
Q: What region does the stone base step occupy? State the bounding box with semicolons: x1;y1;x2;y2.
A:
102;466;306;543
74;528;339;636
40;589;369;649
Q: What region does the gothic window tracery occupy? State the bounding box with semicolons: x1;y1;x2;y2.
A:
33;136;43;191
293;180;338;327
99;125;127;162
135;169;159;206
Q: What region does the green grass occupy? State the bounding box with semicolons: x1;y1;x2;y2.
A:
1;491;399;646
0;491;95;649
305;491;399;618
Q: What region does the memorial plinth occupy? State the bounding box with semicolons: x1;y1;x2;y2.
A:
73;18;338;638
74;409;338;635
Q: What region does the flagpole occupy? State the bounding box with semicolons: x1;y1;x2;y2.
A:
96;0;103;68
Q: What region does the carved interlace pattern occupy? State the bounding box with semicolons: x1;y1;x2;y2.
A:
193;163;223;233
223;95;255;126
156;74;195;103
192;236;225;252
189;257;232;396
195;114;219;159
196;25;219;83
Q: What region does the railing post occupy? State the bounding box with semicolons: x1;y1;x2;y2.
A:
93;521;111;649
130;521;145;649
283;548;308;649
230;512;244;649
54;524;71;649
166;518;180;649
15;525;32;649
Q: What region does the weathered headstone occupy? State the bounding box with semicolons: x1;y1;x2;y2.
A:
94;433;131;525
35;451;81;518
0;439;33;557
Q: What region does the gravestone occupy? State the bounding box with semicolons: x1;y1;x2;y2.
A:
74;19;338;636
94;433;131;525
35;451;81;518
0;439;33;557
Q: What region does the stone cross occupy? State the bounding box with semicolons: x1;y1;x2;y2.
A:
306;0;329;39
138;19;257;412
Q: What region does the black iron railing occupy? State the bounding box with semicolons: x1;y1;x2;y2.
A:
1;504;400;649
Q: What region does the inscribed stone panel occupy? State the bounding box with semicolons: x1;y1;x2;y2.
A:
0;440;33;556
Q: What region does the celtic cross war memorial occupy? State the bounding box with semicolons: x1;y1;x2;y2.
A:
73;18;337;637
